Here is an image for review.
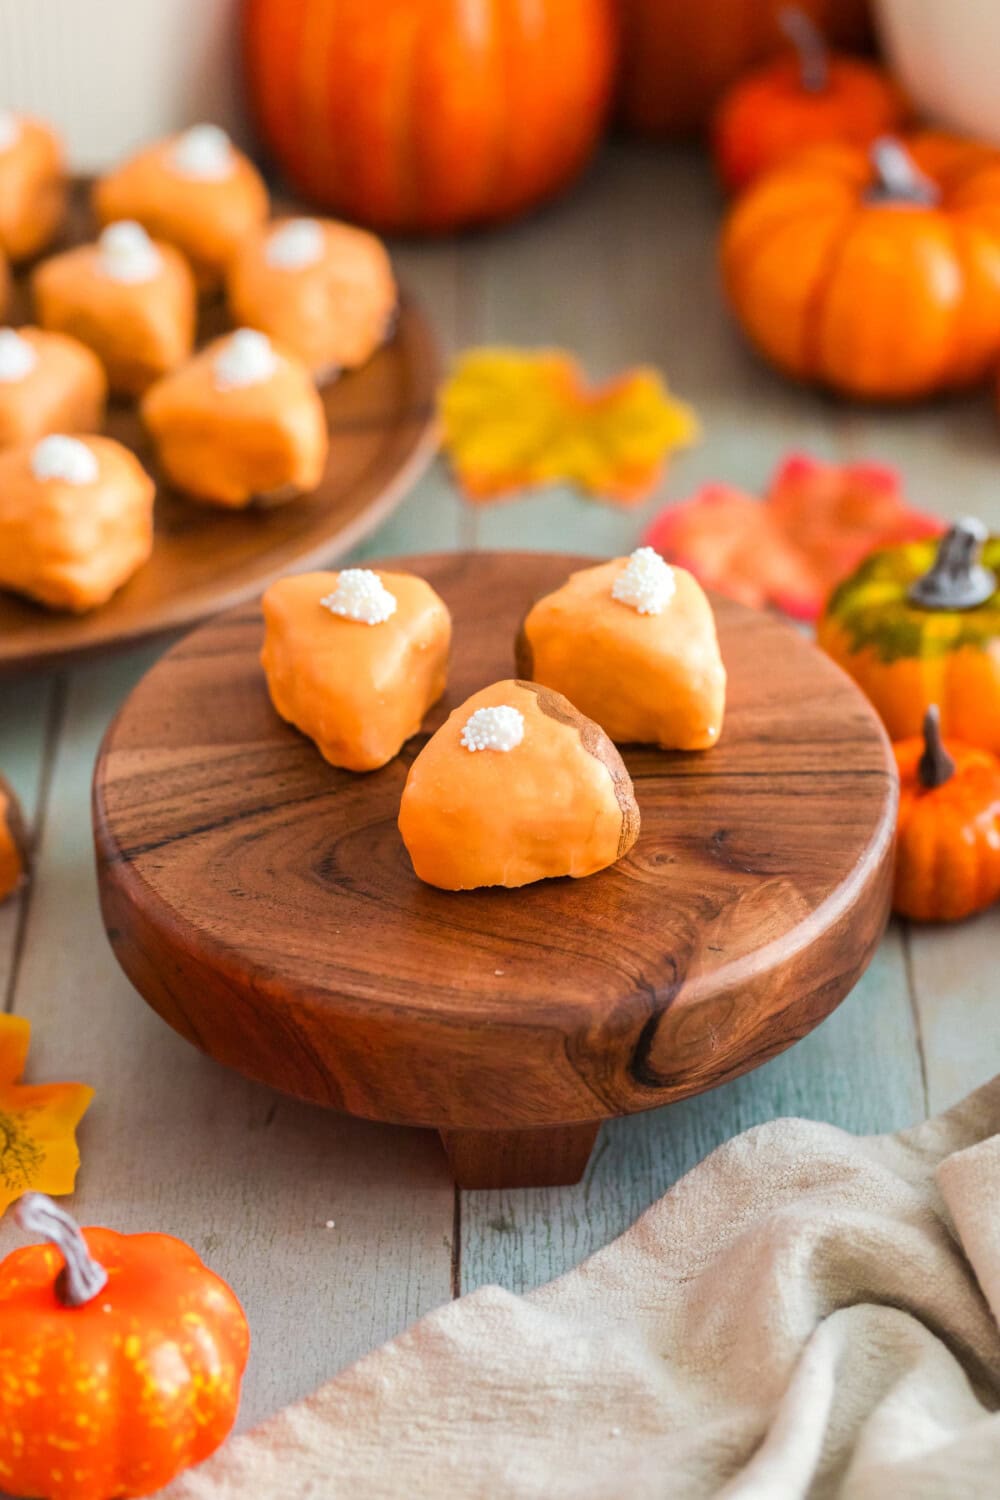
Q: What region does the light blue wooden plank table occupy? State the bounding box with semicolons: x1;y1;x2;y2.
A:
1;143;998;1433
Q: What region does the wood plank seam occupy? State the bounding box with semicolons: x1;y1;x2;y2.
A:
900;922;930;1117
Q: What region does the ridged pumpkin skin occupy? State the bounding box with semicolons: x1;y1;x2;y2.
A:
713;54;906;193
818;535;1000;753
893;732;1000;922
0;1226;249;1500
0;773;27;903
243;0;617;233
616;0;871;137
722;132;1000;400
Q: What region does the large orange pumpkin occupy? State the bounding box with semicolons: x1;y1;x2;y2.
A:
722;132;1000;400
243;0;617;233
616;0;872;138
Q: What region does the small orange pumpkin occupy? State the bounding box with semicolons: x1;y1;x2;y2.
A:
722;132;1000;399
0;773;27;903
0;1193;250;1500
712;8;906;193
893;706;1000;923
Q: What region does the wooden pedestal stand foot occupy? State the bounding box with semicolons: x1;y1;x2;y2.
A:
439;1122;601;1190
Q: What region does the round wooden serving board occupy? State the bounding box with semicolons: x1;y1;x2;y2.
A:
0;184;438;676
93;551;898;1189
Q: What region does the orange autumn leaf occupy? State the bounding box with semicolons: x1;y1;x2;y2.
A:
0;1014;92;1218
439;347;699;507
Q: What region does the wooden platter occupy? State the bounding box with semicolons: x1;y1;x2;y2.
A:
0;185;438;676
92;551;898;1188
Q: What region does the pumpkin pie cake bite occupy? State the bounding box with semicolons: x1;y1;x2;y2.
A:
93;125;269;289
261;568;451;772
517;547;727;751
398;679;640;891
142;328;328;508
0;327;106;449
0;111;66;262
0;434;154;611
32;221;196;397
227;216;397;383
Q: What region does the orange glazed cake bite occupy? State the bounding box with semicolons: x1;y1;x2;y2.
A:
33;221;196;397
142;329;328;508
261;568;451;772
0;434;154;611
398;680;640;891
227;217;397;382
0;111;66;262
0;327;106;449
517;548;727;750
93;125;268;289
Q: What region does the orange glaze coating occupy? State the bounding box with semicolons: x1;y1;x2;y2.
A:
398;679;640;890
0;116;66;261
33;239;196;397
227;217;398;381
93;137;268;289
141;335;328;508
518;557;726;750
0;774;27;903
0;328;107;449
0;436;154;612
0;1227;249;1500
261;569;451;772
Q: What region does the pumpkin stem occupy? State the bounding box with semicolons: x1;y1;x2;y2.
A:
15;1193;108;1308
918;706;956;790
779;7;828;93
867;137;939;207
907;517;996;610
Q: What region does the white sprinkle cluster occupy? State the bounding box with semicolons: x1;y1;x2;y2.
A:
214;329;278;391
460;705;525;754
321;569;397;626
170;123;234;181
0;112;20;152
97;220;162;284
0;329;37;383
611;546;676;616
31;435;99;486
265;218;325;271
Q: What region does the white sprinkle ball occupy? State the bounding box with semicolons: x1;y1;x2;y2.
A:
0;112;20;152
460;705;525;754
98;220;162;284
265;219;325;271
170;123;234;180
325;1219;336;1230
321;569;398;626
30;435;99;486
611;546;676;615
0;329;37;383
214;329;278;391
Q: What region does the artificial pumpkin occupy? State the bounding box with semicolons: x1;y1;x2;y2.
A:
243;0;617;233
0;773;28;902
615;0;872;138
0;1192;250;1500
722;132;1000;400
818;518;1000;753
712;7;906;192
892;705;1000;922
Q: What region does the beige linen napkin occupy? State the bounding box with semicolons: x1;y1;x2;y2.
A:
166;1081;1000;1500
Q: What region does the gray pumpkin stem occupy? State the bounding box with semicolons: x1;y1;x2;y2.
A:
867;137;939;207
908;518;996;611
918;706;956;790
15;1193;108;1308
779;7;828;93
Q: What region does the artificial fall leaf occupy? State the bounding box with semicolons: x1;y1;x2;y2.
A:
643;453;944;622
0;1014;92;1218
439;347;699;507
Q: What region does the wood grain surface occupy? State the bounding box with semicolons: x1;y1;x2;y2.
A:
93;549;898;1180
0;184;439;676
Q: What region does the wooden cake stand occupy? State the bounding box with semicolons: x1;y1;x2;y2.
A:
92;551;898;1189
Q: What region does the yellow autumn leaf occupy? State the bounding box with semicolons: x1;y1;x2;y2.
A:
439;348;699;508
0;1014;93;1218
